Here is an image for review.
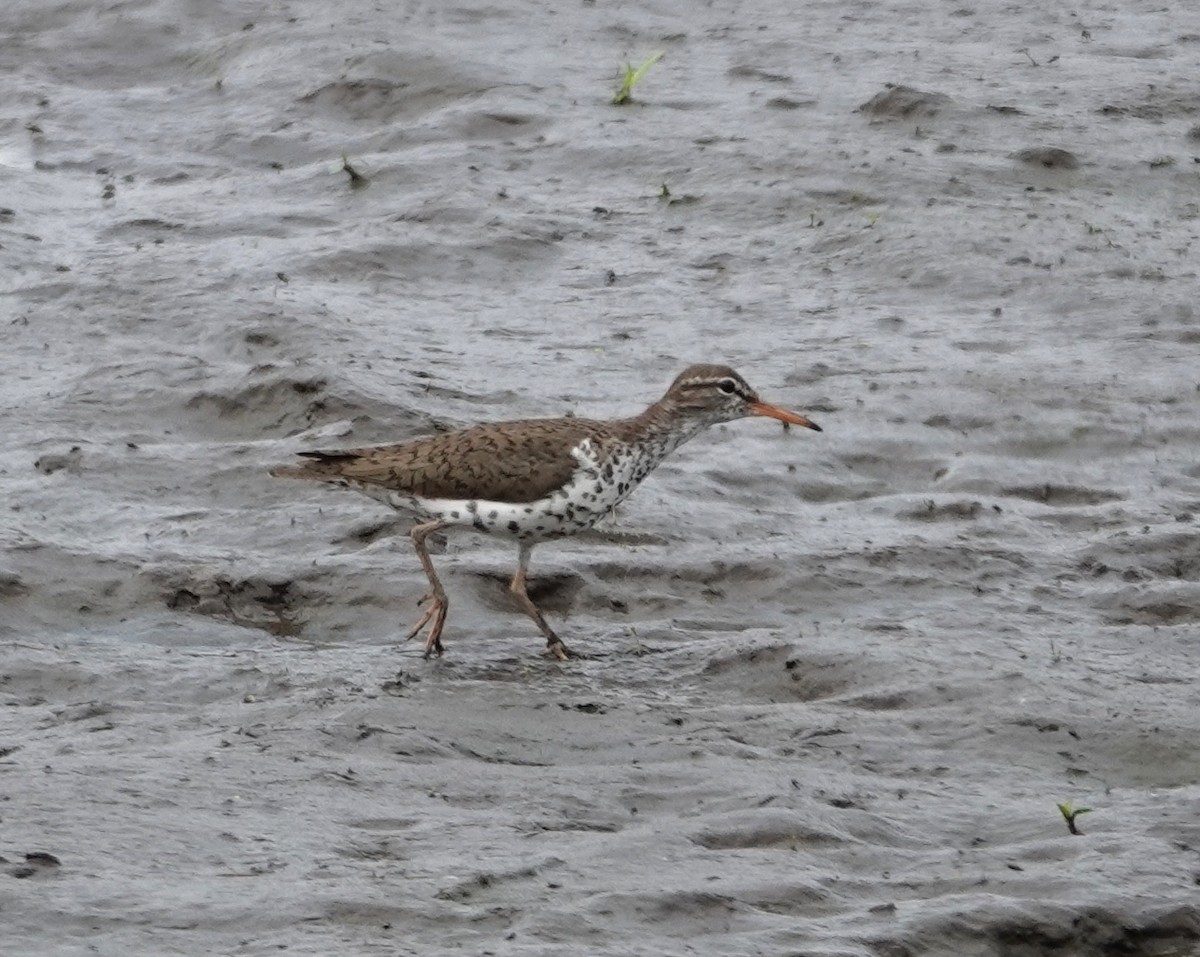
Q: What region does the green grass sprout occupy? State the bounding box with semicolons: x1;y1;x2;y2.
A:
613;52;664;105
1057;800;1093;836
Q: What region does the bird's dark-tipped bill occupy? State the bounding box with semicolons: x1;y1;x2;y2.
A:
749;401;822;432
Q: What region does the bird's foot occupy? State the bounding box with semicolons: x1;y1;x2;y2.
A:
406;593;448;658
544;637;574;661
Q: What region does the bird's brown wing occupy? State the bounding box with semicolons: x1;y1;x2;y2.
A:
276;419;607;504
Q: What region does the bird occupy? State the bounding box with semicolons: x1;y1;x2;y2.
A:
271;363;821;660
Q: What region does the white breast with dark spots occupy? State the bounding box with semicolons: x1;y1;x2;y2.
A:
372;437;670;542
551;437;664;528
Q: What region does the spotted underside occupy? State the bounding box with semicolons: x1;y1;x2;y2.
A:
345;435;673;542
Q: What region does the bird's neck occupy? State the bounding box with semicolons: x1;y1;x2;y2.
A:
616;401;711;456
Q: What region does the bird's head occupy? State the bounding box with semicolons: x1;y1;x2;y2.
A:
660;363;822;431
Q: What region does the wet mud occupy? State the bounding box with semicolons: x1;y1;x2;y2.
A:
4;1;1200;954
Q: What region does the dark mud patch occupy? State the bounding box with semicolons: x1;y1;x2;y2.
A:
0;569;31;599
434;860;559;903
331;517;408;548
692;810;845;851
859;84;951;120
7;851;62;880
1014;146;1081;169
1003;484;1124;506
297;60;488;126
898;498;989;521
837;450;953;494
583;557;801;619
161;571;306;637
1077;530;1200;582
182;374;390;440
584;890;751;937
473;569;585;616
905;903;1200;957
696;644;869;704
1096;584;1200;625
300;232;566;287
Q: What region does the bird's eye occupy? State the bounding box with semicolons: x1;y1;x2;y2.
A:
717;378;738;395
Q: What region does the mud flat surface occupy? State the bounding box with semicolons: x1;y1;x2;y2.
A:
4;1;1200;954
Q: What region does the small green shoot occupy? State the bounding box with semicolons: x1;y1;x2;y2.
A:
341;154;369;189
1057;800;1093;836
659;182;671;199
613;52;664;105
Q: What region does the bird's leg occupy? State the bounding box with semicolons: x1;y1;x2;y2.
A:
406;519;449;658
509;543;572;660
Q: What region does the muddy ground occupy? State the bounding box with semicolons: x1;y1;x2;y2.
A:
3;1;1200;954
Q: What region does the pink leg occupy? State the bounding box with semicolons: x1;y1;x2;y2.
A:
509;543;572;660
406;520;449;658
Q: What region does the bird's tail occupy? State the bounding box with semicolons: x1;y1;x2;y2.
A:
269;450;359;482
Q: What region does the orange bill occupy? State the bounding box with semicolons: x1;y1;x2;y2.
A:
749;401;822;432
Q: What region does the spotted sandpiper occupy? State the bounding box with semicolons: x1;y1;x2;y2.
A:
272;363;820;659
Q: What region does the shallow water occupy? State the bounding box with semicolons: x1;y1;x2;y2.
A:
4;1;1200;954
